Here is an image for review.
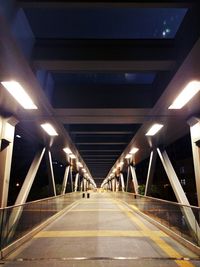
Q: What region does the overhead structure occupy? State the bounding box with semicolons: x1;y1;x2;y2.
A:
0;0;200;191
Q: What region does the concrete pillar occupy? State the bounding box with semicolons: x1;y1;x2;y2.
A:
0;116;18;207
188;117;200;206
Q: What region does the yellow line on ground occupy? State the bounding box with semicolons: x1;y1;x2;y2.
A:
114;199;195;267
70;209;119;212
34;230;164;238
79;201;112;204
175;260;196;267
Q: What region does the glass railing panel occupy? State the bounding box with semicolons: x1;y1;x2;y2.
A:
116;192;200;247
0;192;81;251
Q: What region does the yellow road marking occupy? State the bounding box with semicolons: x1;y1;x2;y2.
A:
79;201;113;204
70;209;119;212
34;230;165;238
175;260;196;267
114;199;195;267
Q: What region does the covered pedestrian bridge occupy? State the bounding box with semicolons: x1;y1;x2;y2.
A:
0;0;200;266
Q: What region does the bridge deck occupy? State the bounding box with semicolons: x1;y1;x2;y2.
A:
2;193;200;267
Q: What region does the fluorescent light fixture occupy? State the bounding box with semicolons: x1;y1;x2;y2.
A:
125;153;132;159
112;168;116;173
129;147;139;154
41;123;58;136
69;154;76;159
63;147;72;154
145;123;163;136
1;81;38;109
78;162;83;168
169;80;200;109
118;161;124;168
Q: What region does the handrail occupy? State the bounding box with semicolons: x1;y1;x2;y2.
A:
0;192;80;211
119;192;200;210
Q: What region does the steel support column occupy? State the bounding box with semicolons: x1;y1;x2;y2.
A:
109;180;112;191
45;149;56;196
157;148;200;237
112;178;115;192
70;166;73;192
126;166;130;192
80;178;83;191
120;173;125;192
61;165;70;195
188;117;200;206
0;117;18;207
15;147;46;205
130;165;139;194
74;173;79;192
6;147;46;241
145;150;157;196
83;178;87;191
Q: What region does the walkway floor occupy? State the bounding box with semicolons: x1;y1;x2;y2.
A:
2;193;200;266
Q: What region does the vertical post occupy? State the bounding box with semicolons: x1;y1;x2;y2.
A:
112;178;115;192
45;149;56;196
116;178;119;192
70;166;73;192
126;166;130;192
74;173;79;192
120;173;125;192
188;117;200;207
130;165;139;194
145;150;157;196
157;148;200;236
108;180;111;191
0;117;18;208
83;178;87;191
61;165;70;195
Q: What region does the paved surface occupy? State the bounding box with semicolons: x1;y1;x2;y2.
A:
2;193;200;266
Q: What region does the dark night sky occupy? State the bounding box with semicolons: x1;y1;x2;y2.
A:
24;7;187;39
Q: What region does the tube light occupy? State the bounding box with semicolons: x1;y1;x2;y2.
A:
1;81;38;109
41;123;58;136
169;80;200;109
129;147;139;154
78;162;83;168
125;153;132;159
63;147;72;154
145;124;163;136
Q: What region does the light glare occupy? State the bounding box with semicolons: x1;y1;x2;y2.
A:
125;154;132;159
1;81;37;109
169;81;200;109
129;147;139;154
41;123;58;136
63;147;72;154
70;154;76;159
145;124;163;136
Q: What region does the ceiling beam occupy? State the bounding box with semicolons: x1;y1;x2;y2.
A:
76;142;127;145
33;39;176;61
71;131;134;135
33;60;176;72
17;1;193;8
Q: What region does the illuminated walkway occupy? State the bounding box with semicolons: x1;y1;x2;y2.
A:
2;193;200;267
